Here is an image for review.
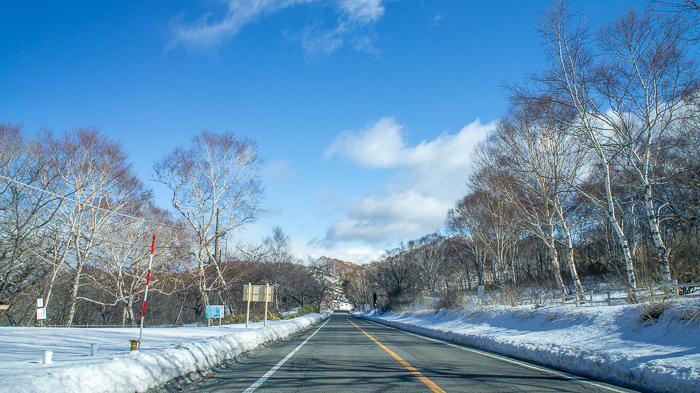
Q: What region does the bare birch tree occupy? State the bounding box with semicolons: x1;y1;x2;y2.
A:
485;100;586;295
531;1;696;288
45;127;149;325
82;202;181;326
263;226;294;264
0;124;59;321
406;233;445;295
445;192;489;287
153;130;263;311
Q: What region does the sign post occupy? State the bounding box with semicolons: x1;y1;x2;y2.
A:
206;305;224;326
36;298;46;327
245;283;252;329
242;283;274;328
138;235;156;349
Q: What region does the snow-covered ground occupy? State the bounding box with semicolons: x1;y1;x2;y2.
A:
0;313;329;393
359;301;700;393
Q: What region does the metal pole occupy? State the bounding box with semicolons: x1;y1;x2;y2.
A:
214;208;219;264
138;235;156;347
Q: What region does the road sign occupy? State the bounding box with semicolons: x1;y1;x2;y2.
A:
243;284;274;302
36;307;47;320
0;305;8;311
243;283;274;328
37;298;43;308
206;305;224;318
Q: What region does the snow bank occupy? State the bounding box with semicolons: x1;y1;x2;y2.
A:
0;313;329;393
360;304;699;393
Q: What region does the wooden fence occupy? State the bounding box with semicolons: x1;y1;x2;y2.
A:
551;282;700;307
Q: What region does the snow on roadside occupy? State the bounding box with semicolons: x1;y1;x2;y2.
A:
0;312;330;393
359;303;699;393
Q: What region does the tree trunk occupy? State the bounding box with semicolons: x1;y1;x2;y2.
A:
559;211;584;295
602;163;637;291
65;259;84;326
547;243;567;296
643;184;672;282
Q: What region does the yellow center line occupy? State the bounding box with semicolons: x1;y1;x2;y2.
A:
346;318;446;393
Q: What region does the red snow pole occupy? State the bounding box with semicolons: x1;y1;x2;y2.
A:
138;234;156;348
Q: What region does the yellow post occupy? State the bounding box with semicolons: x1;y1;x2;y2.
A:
130;340;139;351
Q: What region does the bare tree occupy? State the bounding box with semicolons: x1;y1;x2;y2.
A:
531;1;697;288
446;192;490;287
45;127;150;325
650;0;700;40
82;202;181;326
344;266;373;308
407;233;446;295
0;124;59;323
467;173;523;287
263;226;294;264
153;130;263;312
484;99;586;295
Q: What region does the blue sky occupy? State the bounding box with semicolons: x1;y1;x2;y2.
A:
0;0;639;264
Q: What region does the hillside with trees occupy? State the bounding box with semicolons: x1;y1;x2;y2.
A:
342;0;700;311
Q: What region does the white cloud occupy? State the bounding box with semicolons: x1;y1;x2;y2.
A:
326;191;451;242
431;14;443;28
261;159;293;180
297;238;384;264
168;0;314;50
168;0;385;54
340;0;384;24
325;117;489;172
324;117;405;167
300;0;384;55
323;117;494;243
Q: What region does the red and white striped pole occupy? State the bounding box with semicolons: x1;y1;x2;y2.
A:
138;234;156;348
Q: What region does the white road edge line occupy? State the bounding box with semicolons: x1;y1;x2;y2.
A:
242;318;331;393
361;317;632;393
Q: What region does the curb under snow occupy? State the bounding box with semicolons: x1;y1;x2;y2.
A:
4;312;330;393
359;310;697;393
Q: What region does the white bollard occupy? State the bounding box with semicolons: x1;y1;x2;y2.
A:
43;350;53;364
91;343;98;356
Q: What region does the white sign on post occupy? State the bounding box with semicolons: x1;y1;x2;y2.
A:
36;298;46;326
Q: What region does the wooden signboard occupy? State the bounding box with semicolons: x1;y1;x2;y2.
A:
243;284;274;302
242;283;273;328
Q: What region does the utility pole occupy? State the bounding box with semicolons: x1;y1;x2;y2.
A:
214;208;220;264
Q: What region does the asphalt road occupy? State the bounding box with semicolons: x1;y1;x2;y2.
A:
171;312;639;393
